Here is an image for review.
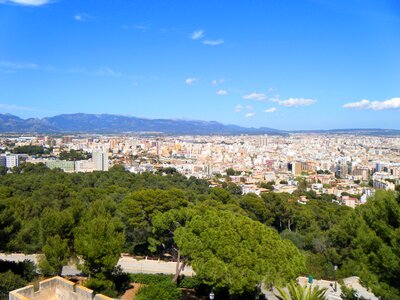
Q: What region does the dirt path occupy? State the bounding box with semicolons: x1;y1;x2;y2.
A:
120;283;143;300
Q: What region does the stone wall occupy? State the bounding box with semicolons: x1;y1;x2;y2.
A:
9;277;113;300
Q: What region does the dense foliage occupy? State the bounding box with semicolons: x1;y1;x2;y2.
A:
12;145;52;156
0;163;399;299
0;260;36;295
59;149;91;161
136;281;182;300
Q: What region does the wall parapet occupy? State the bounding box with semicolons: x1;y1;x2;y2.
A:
9;276;113;300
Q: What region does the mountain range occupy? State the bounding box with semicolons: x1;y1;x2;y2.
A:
0;113;399;136
0;113;281;135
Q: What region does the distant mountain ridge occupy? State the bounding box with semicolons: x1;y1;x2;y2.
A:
0;113;281;135
0;113;399;135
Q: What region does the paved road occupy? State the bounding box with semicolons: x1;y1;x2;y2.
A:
118;256;194;276
0;253;194;277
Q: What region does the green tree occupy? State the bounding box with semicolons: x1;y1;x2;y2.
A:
239;193;272;224
226;182;242;195
39;235;69;276
59;149;91;161
0;165;7;176
119;188;188;253
0;271;27;294
136;281;182;300
74;215;125;276
226;168;235;176
12;145;51;156
173;209;306;295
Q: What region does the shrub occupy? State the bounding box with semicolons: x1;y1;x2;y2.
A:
130;273;201;289
0;259;36;281
0;271;27;294
85;277;118;298
130;273;172;284
177;275;201;289
136;281;182;300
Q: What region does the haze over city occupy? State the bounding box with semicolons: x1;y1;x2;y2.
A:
1;0;400;130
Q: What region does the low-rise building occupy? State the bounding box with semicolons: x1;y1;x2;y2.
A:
9;276;112;300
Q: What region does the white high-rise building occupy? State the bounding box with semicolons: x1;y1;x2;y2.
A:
0;154;19;168
92;150;109;171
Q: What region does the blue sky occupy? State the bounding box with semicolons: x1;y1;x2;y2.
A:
0;0;399;130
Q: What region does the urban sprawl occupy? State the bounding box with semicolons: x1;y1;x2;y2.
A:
1;134;400;209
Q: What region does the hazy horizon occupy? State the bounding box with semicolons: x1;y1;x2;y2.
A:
2;111;400;132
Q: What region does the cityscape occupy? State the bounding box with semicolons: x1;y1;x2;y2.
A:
2;132;400;207
1;0;400;300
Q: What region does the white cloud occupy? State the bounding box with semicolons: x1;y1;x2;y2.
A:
0;0;51;5
274;98;317;107
342;99;370;109
185;78;198;85
235;104;254;112
134;24;150;31
203;39;224;46
74;13;92;22
243;92;267;101
264;107;277;113
0;103;36;111
191;30;204;40
343;98;400;110
216;89;227;96
69;67;122;77
94;67;122;77
235;105;243;112
212;78;224;85
245;112;255;118
0;61;38;70
123;23;151;31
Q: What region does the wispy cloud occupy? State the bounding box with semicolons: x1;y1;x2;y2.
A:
190;30;224;46
235;105;254;112
202;39;224;46
216;89;227;96
245;112;255;118
122;23;151;31
0;0;51;6
191;30;204;40
243;92;267;101
264;107;277;113
69;67;122;77
134;24;149;31
0;60;126;79
212;78;224;85
0;60;39;70
272;97;317;107
185;78;198;85
0;103;37;111
74;13;93;22
94;67;122;77
343;98;400;110
235;105;243;112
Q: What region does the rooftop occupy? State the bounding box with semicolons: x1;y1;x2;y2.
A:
9;276;112;300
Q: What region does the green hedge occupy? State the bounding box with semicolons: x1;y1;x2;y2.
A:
129;273;201;289
136;281;182;300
